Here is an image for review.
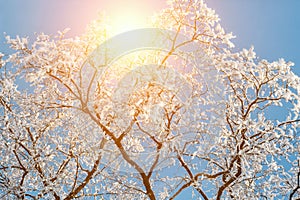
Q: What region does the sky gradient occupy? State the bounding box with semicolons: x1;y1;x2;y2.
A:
1;0;299;75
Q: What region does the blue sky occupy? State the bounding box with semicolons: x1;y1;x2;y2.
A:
207;0;300;70
1;0;299;73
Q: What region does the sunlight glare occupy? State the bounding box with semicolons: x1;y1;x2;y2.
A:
109;9;149;35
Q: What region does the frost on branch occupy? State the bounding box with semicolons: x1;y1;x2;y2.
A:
0;0;300;199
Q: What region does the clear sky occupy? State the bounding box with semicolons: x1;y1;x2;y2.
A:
0;0;299;74
207;0;300;72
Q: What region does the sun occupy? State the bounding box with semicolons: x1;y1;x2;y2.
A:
98;0;161;35
108;8;150;35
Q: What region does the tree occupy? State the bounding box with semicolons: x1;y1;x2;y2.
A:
0;0;300;199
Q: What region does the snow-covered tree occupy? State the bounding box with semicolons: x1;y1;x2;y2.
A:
0;0;299;199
